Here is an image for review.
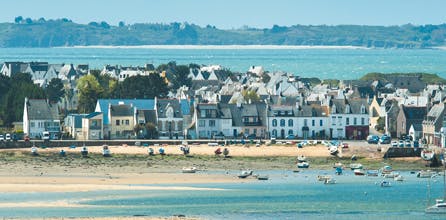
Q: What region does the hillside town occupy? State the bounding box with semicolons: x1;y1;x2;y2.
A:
3;61;446;148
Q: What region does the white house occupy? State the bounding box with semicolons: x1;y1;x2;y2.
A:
23;97;60;139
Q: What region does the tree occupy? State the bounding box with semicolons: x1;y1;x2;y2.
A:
77;74;103;113
115;74;168;99
100;21;110;29
242;90;260;103
262;73;271;83
171;65;192;90
14;16;23;24
90;69;117;98
134;124;144;138
25;18;33;24
45;78;65;104
144;122;158;139
118;21;125;27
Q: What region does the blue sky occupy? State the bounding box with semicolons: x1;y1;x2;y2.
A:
2;0;445;28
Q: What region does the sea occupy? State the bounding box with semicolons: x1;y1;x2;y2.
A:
0;170;445;219
1;46;446;79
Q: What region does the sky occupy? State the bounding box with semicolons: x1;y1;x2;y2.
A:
2;0;446;29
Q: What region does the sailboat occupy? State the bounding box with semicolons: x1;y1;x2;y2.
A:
425;166;446;213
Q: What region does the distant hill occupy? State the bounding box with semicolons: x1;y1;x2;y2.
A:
1;18;446;48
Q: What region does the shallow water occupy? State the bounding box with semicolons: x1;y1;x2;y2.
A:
1;170;445;219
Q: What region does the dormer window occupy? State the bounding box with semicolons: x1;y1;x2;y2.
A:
360;105;366;114
345;104;350;114
331;104;336;114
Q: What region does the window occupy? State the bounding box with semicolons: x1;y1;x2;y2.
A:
272;119;277;127
116;120;120;126
354;117;357;125
337;116;342;125
280;119;285;127
361;118;365;125
304;119;308;126
272;129;277;137
320;120;323;126
284;111;288;115
288;129;293;135
331;116;336;125
30;122;35;128
116;131;120;136
288;119;293;127
209;120;216;127
125;120;129;125
312;120;315;127
200;110;206;118
243;117;249;123
199;120;205;127
346;118;350;125
245;128;249;135
361;105;366;114
253;128;257;134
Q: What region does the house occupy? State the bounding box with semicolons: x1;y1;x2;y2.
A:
422;103;445;145
295;104;330;139
108;104;134;139
194;103;223;139
1;62;28;77
329;98;369;140
396;105;427;139
81;112;103;140
23;97;60;139
64;114;88;139
227;103;267;138
156;99;185;139
267;104;296;139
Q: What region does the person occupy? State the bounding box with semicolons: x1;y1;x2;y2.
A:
59;149;66;157
159;147;165;155
148;147;154;156
223;148;229;158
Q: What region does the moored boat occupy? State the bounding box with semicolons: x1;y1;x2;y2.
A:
417;170;435;178
182;167;197;173
394;175;404;181
238;170;253;178
335;167;343;175
380;165;393;174
421;149;435;161
366;170;379;177
383;172;399;178
257;175;269;180
317;175;332;181
329;146;338;155
297;161;310;168
324;178;336;184
380;180;391;187
350;163;363;170
297;155;307;162
102;145;111;157
354;169;365;176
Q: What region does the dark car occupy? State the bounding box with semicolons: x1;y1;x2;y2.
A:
379;135;391;144
286;134;295;139
367;135;379;144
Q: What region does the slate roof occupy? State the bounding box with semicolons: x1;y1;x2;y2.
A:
331;99;368;114
85;112;102;119
137;109;157;124
97;99;154;124
26;99;59;120
157;99;182;118
296;105;329;117
110;104;133;117
180;99;191;115
29;62;49;72
402;106;427;120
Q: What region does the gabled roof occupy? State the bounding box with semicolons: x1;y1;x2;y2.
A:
402;106;427;120
26;99;59;120
137;109;157;124
85;112;102;119
97;99;154;124
157;99;182;118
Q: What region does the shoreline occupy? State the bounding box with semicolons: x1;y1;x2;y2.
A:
66;45;369;50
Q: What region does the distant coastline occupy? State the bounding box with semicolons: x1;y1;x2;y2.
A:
67;45;370;50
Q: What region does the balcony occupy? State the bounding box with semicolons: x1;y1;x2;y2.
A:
243;121;261;126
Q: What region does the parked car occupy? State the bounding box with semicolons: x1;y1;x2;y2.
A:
413;140;420;148
286;134;295;139
380;135;391;144
367;135;379;144
398;140;404;147
391;141;398;147
0;135;4;141
5;133;11;141
405;140;411;147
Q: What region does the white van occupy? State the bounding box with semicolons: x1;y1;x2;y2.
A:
42;131;50;140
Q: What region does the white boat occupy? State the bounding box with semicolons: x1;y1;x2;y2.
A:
31;146;38;156
380;180;391;187
350;163;363;170
383;172;399;178
324;178;336;184
297;155;307;162
394;175;404;181
297;161;310;168
329;146;338;155
182;167;197;173
102;145;111;157
421;149;435;161
380;165;393;174
238;170;253;178
366;170;379;177
317;175;332;181
257;175;269;180
354;169;365;176
417;170;435;178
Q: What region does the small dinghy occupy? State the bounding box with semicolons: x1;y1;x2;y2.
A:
31;145;38;156
81;146;88;157
238;170;253;178
102;145;111;157
182;167;197;173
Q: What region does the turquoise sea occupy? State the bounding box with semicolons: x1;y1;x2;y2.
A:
1;47;446;79
1;170;445;219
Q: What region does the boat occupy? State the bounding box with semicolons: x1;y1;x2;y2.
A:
257;175;269;180
333;162;343;168
297;161;310;168
380;180;392;187
31;145;38;156
417;170;435;178
182;167;197;173
81;146;88;157
354;169;365;176
102;145;111;157
380;165;393;174
426;169;446;213
383;172;399;178
317;175;332;181
329;146;338;155
324;178;336;184
394;175;404;181
350;163;363;170
421;149;435;161
238;170;253;178
366;170;379;177
297;155;307;162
